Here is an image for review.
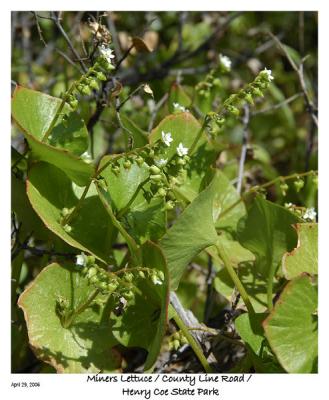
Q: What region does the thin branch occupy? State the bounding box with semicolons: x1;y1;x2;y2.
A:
268;32;318;128
251;92;303;116
236;105;250;194
204;254;216;324
51;11;88;73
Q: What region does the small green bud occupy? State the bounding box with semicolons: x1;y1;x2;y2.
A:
61;207;70;217
150;174;163;183
312;175;318;188
166;191;176;201
226;105;240;116
149;149;155;158
90;275;99;284
81;85;92;96
149;165;161;174
213;78;221;87
124;272;134;283
173;332;180;340
157;188;167;197
164;200;175;211
96;72;107;81
63;224;72;233
294;179;304;192
99;281;108;290
138;271;146;279
87;267;97;279
280;182;289;196
251;87;263;97
157;270;165;281
88;79;99;90
177;158;186;166
107;281;118;293
136;156;144;166
245;93;254;105
199;89;205;96
123;160;131;169
124;290;134;300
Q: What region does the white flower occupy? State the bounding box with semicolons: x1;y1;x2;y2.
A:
161;131;173;146
155;158;168;167
99;45;115;65
262;67;274;81
76;253;87;267
151;275;163;285
176;143;188;157
173;102;188;112
219;54;232;70
303;207;317;221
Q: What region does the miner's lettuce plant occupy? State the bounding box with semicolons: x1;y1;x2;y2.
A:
11;44;318;374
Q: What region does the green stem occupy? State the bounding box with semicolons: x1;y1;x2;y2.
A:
63;288;100;328
218;169;317;222
189;120;207;155
169;304;213;373
266;262;277;311
116;177;150;219
62;179;93;226
216;241;255;315
41;68;94;143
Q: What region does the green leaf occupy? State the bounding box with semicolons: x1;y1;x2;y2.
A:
263;275;318;373
11;172;49;240
97;156;166;243
120;114;148;148
12;86;89;155
237;196;300;279
27;162;116;263
235;313;284;373
161;171;222;290
214;263;277;313
282;223;318;279
214;171;246;231
150;112;216;203
168;83;192;114
18;263;121;373
150;112;204;160
110;242;169;370
12;86;93;186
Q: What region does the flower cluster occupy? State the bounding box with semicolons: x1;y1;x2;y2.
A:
59;45;116;120
168;330;188;351
222;67;274;117
76;252;165;307
303;207;317;221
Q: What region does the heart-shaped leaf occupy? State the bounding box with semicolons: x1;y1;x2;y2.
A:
97;156;166;243
110;242;169;370
235;312;284;373
237;196;301;279
18;263;121;373
150;112;217;203
12;86;89;155
161;171;224;290
263;275;318;373
282;223;318;279
12;86;93;186
27;162;116;263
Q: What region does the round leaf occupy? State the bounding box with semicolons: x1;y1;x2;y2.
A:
263;275;318;373
18;263;121;373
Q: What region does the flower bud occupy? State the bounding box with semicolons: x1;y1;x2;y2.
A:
164;200;175;211
157;188;167;197
138;271;146;278
123;160;131;169
88;79;99;90
149;165;161;174
280;182;289;196
294;179;304;192
136;156;144;166
96;72;107;81
87;267;97;279
150;174;163;183
124;272;134;283
63;224;72;233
